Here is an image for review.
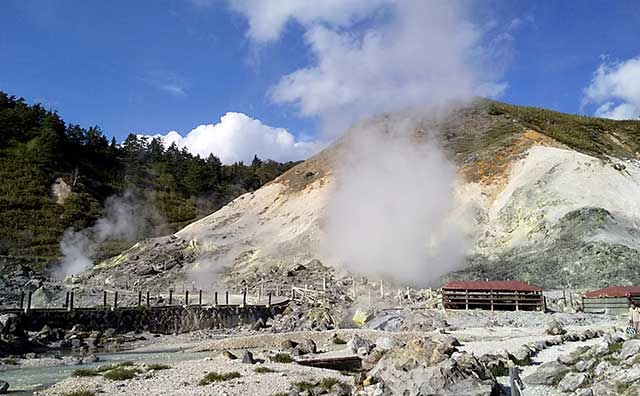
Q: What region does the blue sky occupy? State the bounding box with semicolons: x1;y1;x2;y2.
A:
1;1;639;162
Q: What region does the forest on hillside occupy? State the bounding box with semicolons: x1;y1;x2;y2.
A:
0;92;299;264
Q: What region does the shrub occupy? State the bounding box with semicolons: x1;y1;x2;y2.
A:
103;367;141;381
319;377;341;390
270;353;293;363
147;363;171;371
254;366;276;374
63;391;95;396
199;371;242;385
292;381;316;391
72;368;98;377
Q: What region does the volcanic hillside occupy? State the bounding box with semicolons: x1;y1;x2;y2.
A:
78;99;640;290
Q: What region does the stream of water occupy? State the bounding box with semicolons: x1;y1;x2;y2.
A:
0;349;211;395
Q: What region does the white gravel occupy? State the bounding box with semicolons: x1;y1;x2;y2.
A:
40;356;353;396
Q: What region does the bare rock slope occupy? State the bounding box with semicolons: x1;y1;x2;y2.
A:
79;100;640;289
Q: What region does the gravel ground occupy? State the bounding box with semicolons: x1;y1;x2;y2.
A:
40;356;354;396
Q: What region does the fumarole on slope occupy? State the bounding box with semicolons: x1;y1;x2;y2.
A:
78;100;640;289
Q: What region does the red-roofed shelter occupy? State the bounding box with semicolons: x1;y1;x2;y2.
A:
582;286;640;315
441;280;545;311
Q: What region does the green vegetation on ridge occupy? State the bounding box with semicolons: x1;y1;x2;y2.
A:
0;91;299;265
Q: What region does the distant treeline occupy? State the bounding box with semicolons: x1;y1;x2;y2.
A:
0;91;299;262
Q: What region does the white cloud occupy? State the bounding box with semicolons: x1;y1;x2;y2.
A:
583;56;640;120
146;71;188;97
228;0;506;133
227;0;390;43
140;112;325;164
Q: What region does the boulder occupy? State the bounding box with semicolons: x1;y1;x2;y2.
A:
575;389;593;396
347;335;373;354
619;340;640;360
241;350;256;364
375;336;402;351
280;339;297;350
558;372;588;392
510;347;531;365
575;359;595;372
81;354;99;364
545;319;566;336
293;339;316;356
0;381;8;394
524;361;569;385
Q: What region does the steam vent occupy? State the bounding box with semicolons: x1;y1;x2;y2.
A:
3;2;640;395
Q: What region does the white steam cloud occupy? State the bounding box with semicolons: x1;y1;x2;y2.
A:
139;112;325;164
583;56;640;120
54;191;165;279
229;0;506;286
231;0;505;133
323;118;465;286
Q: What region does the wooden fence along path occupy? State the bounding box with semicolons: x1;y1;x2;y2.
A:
1;287;289;315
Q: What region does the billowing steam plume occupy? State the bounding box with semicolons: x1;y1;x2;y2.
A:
54;191;165;279
229;0;506;285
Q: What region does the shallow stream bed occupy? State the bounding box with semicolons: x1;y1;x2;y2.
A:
1;348;211;395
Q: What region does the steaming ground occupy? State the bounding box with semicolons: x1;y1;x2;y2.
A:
71;100;640;292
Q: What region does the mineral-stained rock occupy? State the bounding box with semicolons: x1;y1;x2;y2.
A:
222;350;237;360
524;361;569;385
558;372;588;392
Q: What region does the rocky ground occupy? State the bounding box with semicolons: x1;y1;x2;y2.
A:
1;301;628;396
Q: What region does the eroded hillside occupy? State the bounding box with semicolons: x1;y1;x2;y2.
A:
76;100;640;289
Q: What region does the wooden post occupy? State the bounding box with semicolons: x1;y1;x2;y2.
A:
242;289;247;307
562;289;567;305
64;291;69;309
490;290;494;312
568;290;573;308
25;291;32;313
113;291;118;310
465;289;469;311
185;290;189;306
68;291;73;311
291;286;295;299
268;292;272;307
214;291;218;306
169;289;173;305
146;291;150;306
352;277;356;299
19;291;24;310
199;290;202;306
515;291;519;311
225;291;229;305
509;365;522;396
103;291;108;307
138;290;142;306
